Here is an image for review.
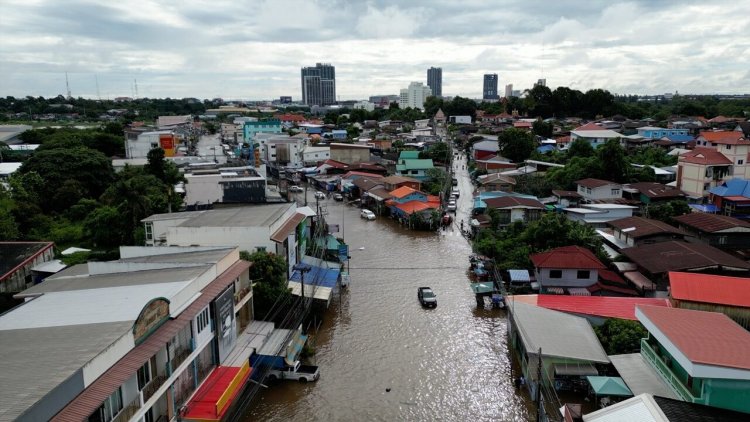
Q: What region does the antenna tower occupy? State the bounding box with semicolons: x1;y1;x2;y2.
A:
65;72;72;99
95;75;101;101
134;79;139;99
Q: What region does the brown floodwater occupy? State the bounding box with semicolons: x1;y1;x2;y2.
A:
244;156;534;421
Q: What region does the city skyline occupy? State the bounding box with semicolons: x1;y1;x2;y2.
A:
1;1;749;100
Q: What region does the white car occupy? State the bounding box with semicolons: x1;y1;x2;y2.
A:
289;185;303;193
446;200;457;212
360;209;376;220
314;191;326;200
451;188;460;198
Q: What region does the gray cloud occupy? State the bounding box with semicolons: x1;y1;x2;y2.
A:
0;0;748;99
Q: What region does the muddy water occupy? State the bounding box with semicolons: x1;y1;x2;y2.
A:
245;157;534;421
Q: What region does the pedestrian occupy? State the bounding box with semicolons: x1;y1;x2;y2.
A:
514;377;521;389
520;375;526;386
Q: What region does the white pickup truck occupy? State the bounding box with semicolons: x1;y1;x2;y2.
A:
266;361;320;382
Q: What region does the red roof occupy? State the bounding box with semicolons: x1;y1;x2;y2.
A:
522;295;670;320
530;246;606;270
576;178;619;188
390;186;419;199
637;305;750;370
679;147;732;165
483;196;545;209
575;122;602;131
342;171;384;179
320;159;349;169
698;131;748;145
182;364;251;421
276;113;306;122
514;121;532;128
669;272;750;308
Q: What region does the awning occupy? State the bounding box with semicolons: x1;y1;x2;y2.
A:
623;271;656;291
586;376;633;397
31;259;66;274
609;353;678;399
470;282;495;294
270;213;305;243
285;332;308;366
554;362;598;376
508;269;531;283
182;362;252;422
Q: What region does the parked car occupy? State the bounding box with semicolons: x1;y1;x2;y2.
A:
451;178;458;186
418;287;437;307
451;187;460;197
360;209;376;220
289;185;303;193
333;193;344;201
446;200;457;212
314;191;326;200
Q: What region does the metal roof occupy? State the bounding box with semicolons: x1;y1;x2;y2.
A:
669;272;750;308
583;394;668;422
509;302;609;363
621;241;750;274
175;203;294;228
608;354;678;399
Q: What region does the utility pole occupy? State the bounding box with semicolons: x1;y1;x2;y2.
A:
294;263;311;300
536;347;543;422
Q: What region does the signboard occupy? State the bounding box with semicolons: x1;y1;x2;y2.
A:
338;244;349;262
159;134;176;156
132;298;170;344
214;287;236;363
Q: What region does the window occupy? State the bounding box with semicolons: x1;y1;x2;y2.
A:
726;145;731;150
717;236;728;245
150;143;158;149
739;160;744;165
137;360;153;390
549;270;562;279
196;307;210;334
586;187;592;194
611;189;620;196
577;270;590;279
89;387;123;422
145;223;153;241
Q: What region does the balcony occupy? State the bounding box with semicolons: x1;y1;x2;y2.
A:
111;396;141;422
142;373;168;402
170;346;192;373
640;339;699;402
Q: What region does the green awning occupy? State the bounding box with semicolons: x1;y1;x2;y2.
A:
470;282;495;294
586;376;633;397
315;234;341;251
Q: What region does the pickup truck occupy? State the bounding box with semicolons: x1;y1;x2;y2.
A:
266;361;320;382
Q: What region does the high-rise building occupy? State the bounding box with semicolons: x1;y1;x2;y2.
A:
483;74;499;100
301;63;336;106
504;84;513;98
399;82;432;110
535;78;547;87
427;67;442;97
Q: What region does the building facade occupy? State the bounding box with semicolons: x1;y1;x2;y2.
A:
483;74;499;100
300;63;336;106
426;67;442;97
399;82;432;110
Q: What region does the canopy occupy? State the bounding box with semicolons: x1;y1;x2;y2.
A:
508;269;531;283
470;282;495;294
586;376;633;397
554;362;598;376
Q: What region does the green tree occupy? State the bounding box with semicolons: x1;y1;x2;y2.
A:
567;139;595;158
423;167;449;196
647;200;691;223
532;119;553;138
0;186;19;240
145;147;166;180
498;128;536;163
83;205;124;249
594;319;648;355
423;96;444;117
240;250;292;321
594;139;629;183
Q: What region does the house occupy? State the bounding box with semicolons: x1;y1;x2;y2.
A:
316;159;349;175
386;186;440;220
472;191;540;215
530;246;605;290
346;162;388;176
620;241;750;284
582;393;750;422
301;146;331;165
507;303;609;397
636;305;750;413
708;178;750;219
379;175;421;191
0;242;55;305
672;212;750;250
607;216;688;248
576;178;623;202
483;196;544;225
564;204;637;227
329;142;371;164
184;166;267;206
471;139;500;161
126;131;180;159
637;126;690;139
668;272;750;330
676;131;750;199
623;182;685;205
395;151;435;181
474;155;516;173
476;173;516;192
570;129;622;148
0;246;256;422
552;190;582;208
508;295;670;325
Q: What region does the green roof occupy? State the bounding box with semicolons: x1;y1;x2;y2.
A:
315;234;342;251
396;159;434;171
586;376;633;397
399;150;420;159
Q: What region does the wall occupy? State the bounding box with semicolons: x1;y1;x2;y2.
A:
330;146;370;164
167;226;274;253
82;332;136;386
536;268;598;288
677;162;708;198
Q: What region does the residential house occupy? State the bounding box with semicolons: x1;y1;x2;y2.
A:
347;162;388;176
243;119;282;145
342;174;384;198
471;139;501;161
637;126;690;139
483;196;544;225
508;295;670;326
379;175;421;191
583;393;749;422
472;191;540;215
530;246;605;291
507;303;609;398
395;150;435;181
677;131;749;199
476;173;516;192
184;166;267;206
275;113;306;128
0;246;255;422
301;146;331;165
386;186;440;220
564;204;637;227
329;142;370;164
576;178;623;202
607;216;688;248
623;182;685;206
570;129;622;148
474;155;516;173
708;178;750;219
552;190;582;208
668;272;750;330
0;242;55;302
673;212;750;250
316;159;349;175
636;305;750;413
620;241;750;286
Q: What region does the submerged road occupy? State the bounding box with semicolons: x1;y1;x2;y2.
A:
244;154;533;421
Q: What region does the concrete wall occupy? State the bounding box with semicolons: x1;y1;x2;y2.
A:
17;369;85;422
166;226;274;253
536;268;598;288
330;146;370;164
82;333;136;386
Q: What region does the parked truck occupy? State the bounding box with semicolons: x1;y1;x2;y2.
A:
250;353;320;383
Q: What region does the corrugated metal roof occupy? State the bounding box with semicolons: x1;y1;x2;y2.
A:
270;213;305;243
609;354;678;399
52;260;251;422
668;272;750;308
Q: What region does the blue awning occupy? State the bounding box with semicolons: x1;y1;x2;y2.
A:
509;269;531;283
689;204;719;213
289;265;340;288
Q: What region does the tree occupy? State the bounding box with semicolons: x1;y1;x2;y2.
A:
647;200;691;223
423;96;444;117
567;139;595;158
594;139;630;183
594;319;648;355
498;128;536;163
145;147;166;180
423;168;448;196
83;205;124;249
240;250;291;321
420;142;450;163
532;119;553;138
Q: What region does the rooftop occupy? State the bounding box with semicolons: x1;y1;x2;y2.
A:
668;272;750;308
678;147;732;165
0;242;54;283
379;175;420;185
698;130;748;145
389;186;420;199
510;295;670;320
637;305;750;371
620;241;750;274
576;178;620;189
176;203;294;228
608;355;678;400
608;216;686;239
672;212;750;233
483;196;544;209
530;246;606;270
626;182;685;200
571;129;622;138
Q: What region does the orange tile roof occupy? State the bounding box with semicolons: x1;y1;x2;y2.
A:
574;122;602;131
390;186;418;199
698;131;748;144
678;147;732;165
394;200;438;214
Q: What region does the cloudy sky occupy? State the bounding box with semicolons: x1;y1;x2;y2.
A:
1;0;748;100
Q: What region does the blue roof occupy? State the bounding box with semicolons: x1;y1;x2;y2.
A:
509;269;531;282
663;135;694;142
536;145;556;153
709;178;750;198
289;265;340;288
688;204;719;213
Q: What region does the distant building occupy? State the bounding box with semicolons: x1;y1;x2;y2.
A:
279;96;292;103
535;78;547;87
353;101;375;112
504;84;513;98
399;82;432;110
301;63;336;106
126;131;179;159
184;166;267;206
483;74;499;100
368;94;399;107
427;67;442;97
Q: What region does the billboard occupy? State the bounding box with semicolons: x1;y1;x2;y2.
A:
159;134;176;157
213;286;236;363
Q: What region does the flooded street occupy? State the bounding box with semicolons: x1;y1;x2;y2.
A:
245;157;534;421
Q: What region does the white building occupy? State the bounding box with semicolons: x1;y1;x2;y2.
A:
184;166;268;206
302;146;331;165
564;204;637;227
0;246;255;422
264;137;305;169
353;101;375;112
399;82;432;110
125;131;178;159
576;178;623;202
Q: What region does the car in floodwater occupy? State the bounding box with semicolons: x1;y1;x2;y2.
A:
418;287;437;308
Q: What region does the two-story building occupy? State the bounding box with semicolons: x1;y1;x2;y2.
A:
636;305;750;413
607;216;688;249
395;150;435;181
576;178;623;202
530;246;605;291
636;126;690;139
184;166;267;206
476;173;516;192
677;131;749;199
708;178;750;219
385;186;440;220
673;211;750;250
329;143;371;165
483;196;544;225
